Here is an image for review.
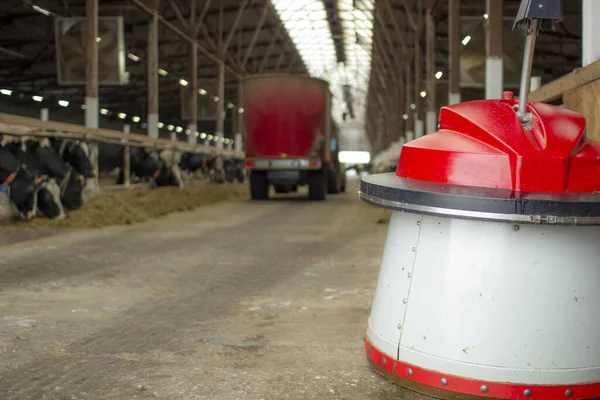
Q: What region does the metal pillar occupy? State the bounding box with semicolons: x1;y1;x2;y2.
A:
583;0;600;66
414;25;423;138
216;62;225;150
123;124;130;187
40;108;49;121
235;81;243;152
405;63;414;141
485;0;503;100
448;0;461;104
85;0;99;191
425;7;436;134
147;0;159;138
188;42;198;144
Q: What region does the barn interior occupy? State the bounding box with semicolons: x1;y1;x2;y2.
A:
0;0;598;399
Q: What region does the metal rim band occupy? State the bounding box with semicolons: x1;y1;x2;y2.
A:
360;174;600;226
365;336;599;399
364;335;600;400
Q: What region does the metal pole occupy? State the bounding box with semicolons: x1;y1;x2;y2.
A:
40;108;49;121
485;0;503;100
85;0;99;192
518;19;538;123
147;0;159;138
425;7;436;134
448;0;461;104
235;80;243;152
188;42;198;144
123;124;130;187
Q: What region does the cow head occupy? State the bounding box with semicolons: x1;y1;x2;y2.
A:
27;139;70;180
53;139;95;178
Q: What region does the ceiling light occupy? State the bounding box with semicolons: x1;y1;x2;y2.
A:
199;88;207;95
127;53;140;62
58;100;69;107
238;108;244;114
200;132;207;139
167;124;174;131
462;36;472;46
132;116;141;123
402;114;408;120
96;37;102;43
32;5;51;16
483;13;489;19
175;126;183;133
100;108;109;115
185;129;191;135
157;122;164;128
435;71;443;80
179;78;188;86
118;112;126;119
158;68;168;76
0;89;12;96
32;95;43;102
81;104;87;110
213;136;220;142
420;91;427;98
193;131;199;137
213;96;219;102
207;134;213;140
410;103;416;110
227;103;234;109
224;138;230;144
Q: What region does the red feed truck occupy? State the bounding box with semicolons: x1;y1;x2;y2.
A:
242;74;345;200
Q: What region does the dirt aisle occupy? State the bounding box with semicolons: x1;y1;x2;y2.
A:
0;182;430;400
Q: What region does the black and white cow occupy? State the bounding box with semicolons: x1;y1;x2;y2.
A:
0;141;64;220
50;138;95;179
5;139;88;212
108;147;183;188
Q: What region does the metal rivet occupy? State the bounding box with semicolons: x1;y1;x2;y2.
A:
407;368;413;376
513;225;520;231
524;389;532;397
480;385;489;393
565;389;573;397
417;221;421;226
367;346;371;354
382;357;387;365
407;272;412;278
441;378;448;386
397;323;402;329
402;298;407;304
412;246;416;252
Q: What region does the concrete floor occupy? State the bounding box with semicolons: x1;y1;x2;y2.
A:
0;182;430;400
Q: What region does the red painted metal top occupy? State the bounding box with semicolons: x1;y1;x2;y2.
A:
397;95;600;194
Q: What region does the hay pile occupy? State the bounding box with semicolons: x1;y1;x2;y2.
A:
1;184;248;230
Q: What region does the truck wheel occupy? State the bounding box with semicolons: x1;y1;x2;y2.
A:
250;171;269;200
308;169;327;201
327;169;342;194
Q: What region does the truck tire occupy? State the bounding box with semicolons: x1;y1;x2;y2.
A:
250;171;269;200
327;167;342;194
308;169;327;201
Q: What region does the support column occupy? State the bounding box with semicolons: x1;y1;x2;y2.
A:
530;76;542;92
425;7;436;134
123;124;130;187
40;108;49;121
235;81;243;152
405;63;414;141
448;0;461;104
147;0;159;138
414;25;424;138
188;42;198;144
85;0;99;193
216;62;225;149
485;0;503;100
582;0;600;66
